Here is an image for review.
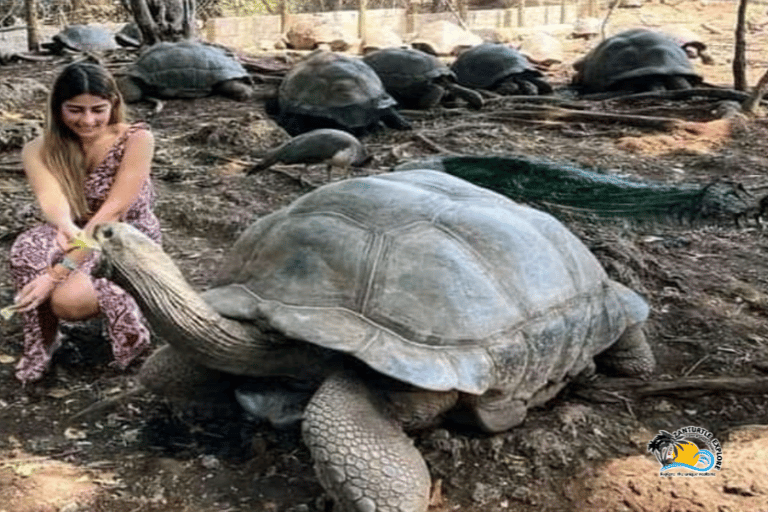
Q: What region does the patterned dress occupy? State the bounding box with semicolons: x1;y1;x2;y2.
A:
10;122;161;384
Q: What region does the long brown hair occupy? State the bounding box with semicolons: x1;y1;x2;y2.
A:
43;62;126;220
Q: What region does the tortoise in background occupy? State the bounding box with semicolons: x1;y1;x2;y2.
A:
275;49;411;136
410;20;483;56
451;42;554;95
93;170;655;512
282;19;355;52
117;41;253;102
43;24;118;54
517;32;564;69
572;29;703;94
363;47;483;109
361;28;405;54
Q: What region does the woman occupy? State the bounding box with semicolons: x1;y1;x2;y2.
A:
10;62;161;384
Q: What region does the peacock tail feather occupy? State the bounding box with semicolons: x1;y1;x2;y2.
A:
394;155;760;226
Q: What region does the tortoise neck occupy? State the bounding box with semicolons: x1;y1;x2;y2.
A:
114;254;341;379
119;258;270;374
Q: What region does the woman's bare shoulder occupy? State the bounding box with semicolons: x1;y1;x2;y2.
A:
21;135;45;159
124;122;154;145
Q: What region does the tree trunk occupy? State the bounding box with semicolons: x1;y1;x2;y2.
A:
129;0;196;46
733;0;748;91
457;0;467;24
24;0;39;52
280;0;289;33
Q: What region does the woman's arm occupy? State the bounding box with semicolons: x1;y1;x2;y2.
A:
21;136;80;241
83;127;154;234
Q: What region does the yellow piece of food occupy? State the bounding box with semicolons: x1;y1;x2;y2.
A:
1;305;19;321
71;230;99;250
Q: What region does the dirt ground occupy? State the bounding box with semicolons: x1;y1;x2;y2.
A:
2;1;768;511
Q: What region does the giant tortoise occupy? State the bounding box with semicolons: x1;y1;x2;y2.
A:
276;49;411;136
44;24;118;54
451;42;554;95
572;28;703;94
363;47;483;109
92;170;655;512
117;41;253;103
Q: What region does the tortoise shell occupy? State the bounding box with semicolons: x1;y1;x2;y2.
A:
51;24;118;52
205;170;648;397
572;29;701;92
451;42;544;89
363;48;457;107
278;50;398;133
124;41;250;98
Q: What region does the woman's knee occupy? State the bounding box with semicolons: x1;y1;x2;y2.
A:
50;274;99;320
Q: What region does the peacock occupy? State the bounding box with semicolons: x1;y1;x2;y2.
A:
394;155;761;227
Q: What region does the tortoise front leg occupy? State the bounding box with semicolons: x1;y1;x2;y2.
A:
139;344;234;399
303;372;431;512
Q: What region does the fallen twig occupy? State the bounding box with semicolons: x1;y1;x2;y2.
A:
68;385;146;423
483;108;683;130
575;375;768;401
583;87;766;105
484;95;593;110
413;132;460;155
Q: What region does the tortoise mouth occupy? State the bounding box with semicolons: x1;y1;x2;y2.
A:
91;251;112;280
91;224;118;281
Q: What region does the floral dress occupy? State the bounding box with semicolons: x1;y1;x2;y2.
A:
10;122;161;384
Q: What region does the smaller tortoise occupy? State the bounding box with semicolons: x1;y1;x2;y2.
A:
118;41;253;103
518;32;564;68
363;48;483;110
276;49;411;136
43;24;118;54
361;28;405;54
572;29;702;94
572;17;602;40
451;42;553;95
410;20;483;56
283;19;354;52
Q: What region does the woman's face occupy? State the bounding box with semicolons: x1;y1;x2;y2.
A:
60;93;113;141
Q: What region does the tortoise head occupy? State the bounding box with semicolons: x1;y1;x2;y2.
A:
93;223;178;289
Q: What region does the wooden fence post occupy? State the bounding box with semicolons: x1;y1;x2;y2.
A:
405;0;414;35
359;0;367;40
25;0;39;52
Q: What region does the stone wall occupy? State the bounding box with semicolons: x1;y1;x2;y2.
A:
203;4;580;52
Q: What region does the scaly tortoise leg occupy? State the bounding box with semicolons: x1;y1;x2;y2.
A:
596;323;656;378
138;344;233;399
303;372;431;512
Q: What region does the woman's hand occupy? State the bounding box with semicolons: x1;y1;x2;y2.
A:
56;221;82;250
14;273;59;313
